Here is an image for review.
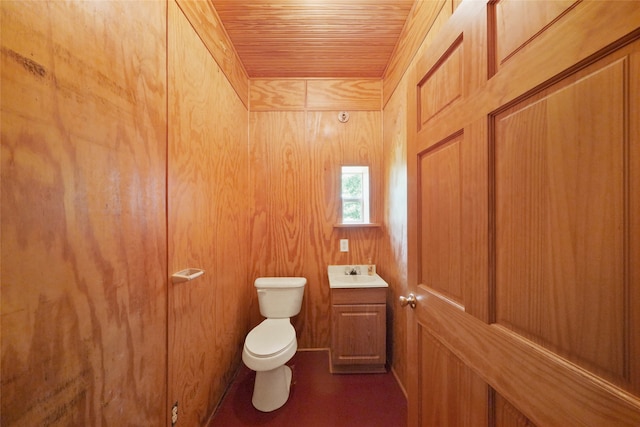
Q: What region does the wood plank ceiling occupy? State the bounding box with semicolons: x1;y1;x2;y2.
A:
209;0;416;78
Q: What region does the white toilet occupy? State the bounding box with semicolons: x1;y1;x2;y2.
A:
242;277;306;412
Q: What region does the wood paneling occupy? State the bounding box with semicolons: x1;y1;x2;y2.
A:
381;75;409;392
383;0;447;107
307;79;381;111
210;0;414;78
1;1;167;425
250;78;381;111
168;2;250;425
176;0;249;107
250;79;307;111
381;2;460;392
249;111;308;276
249;90;383;348
249;110;313;336
494;55;627;384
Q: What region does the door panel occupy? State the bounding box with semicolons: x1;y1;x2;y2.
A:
494;0;579;68
418;38;464;127
418;135;463;305
406;1;640;425
411;282;640;425
494;393;535;427
494;57;627;383
419;327;488;427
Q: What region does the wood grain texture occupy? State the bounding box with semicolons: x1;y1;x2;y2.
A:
418;134;464;305
249;78;381;111
630;38;640;400
494;56;627;384
381;75;409;392
1;1;167;425
417;289;640;426
250;79;307;111
307;79;381;111
406;0;640;424
460;119;490;322
418;36;463;128
381;3;461;394
331;303;386;370
249;110;313;337
331;287;387;305
419;1;640;150
176;0;249;107
494;392;536;427
210;0;414;78
383;0;447;107
413;1;487;142
168;2;250;425
249;104;383;349
494;0;579;67
418;328;488;426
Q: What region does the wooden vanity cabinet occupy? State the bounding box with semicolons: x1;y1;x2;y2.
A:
330;287;387;373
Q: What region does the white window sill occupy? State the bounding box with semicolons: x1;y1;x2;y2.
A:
333;222;382;228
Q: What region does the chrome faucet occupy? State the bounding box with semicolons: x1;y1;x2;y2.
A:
344;266;361;275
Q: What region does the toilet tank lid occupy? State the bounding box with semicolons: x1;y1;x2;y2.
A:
254;277;307;288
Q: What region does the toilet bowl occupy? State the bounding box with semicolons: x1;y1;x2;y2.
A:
242;319;297;411
243;319;297;371
242;277;306;412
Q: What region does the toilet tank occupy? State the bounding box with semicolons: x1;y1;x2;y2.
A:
255;277;306;318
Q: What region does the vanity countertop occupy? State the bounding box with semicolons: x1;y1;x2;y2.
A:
327;265;389;289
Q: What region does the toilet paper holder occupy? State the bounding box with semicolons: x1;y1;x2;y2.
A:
171;268;205;284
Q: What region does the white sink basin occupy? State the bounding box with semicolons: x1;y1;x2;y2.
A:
328;265;389;288
332;275;377;284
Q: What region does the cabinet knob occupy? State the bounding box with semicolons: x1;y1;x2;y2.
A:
399;293;417;309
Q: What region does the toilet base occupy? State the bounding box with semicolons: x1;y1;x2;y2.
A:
251;364;292;412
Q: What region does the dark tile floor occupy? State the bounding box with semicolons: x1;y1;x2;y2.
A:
209;349;407;427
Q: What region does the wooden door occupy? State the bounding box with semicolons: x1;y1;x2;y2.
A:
406;1;640;425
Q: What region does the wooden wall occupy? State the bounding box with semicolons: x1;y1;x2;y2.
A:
381;77;409;392
176;0;249;107
1;1;168;425
1;0;251;425
168;1;250;426
0;0;489;423
249;79;383;348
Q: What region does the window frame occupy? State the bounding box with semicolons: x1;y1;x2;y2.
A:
340;165;370;224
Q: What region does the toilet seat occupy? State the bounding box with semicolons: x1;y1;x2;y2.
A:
244;319;295;358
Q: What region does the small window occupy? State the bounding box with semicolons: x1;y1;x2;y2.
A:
341;166;370;223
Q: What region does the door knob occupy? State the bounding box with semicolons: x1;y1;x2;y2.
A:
399;293;416;309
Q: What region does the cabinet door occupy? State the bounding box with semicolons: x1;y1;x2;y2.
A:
331;304;386;368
